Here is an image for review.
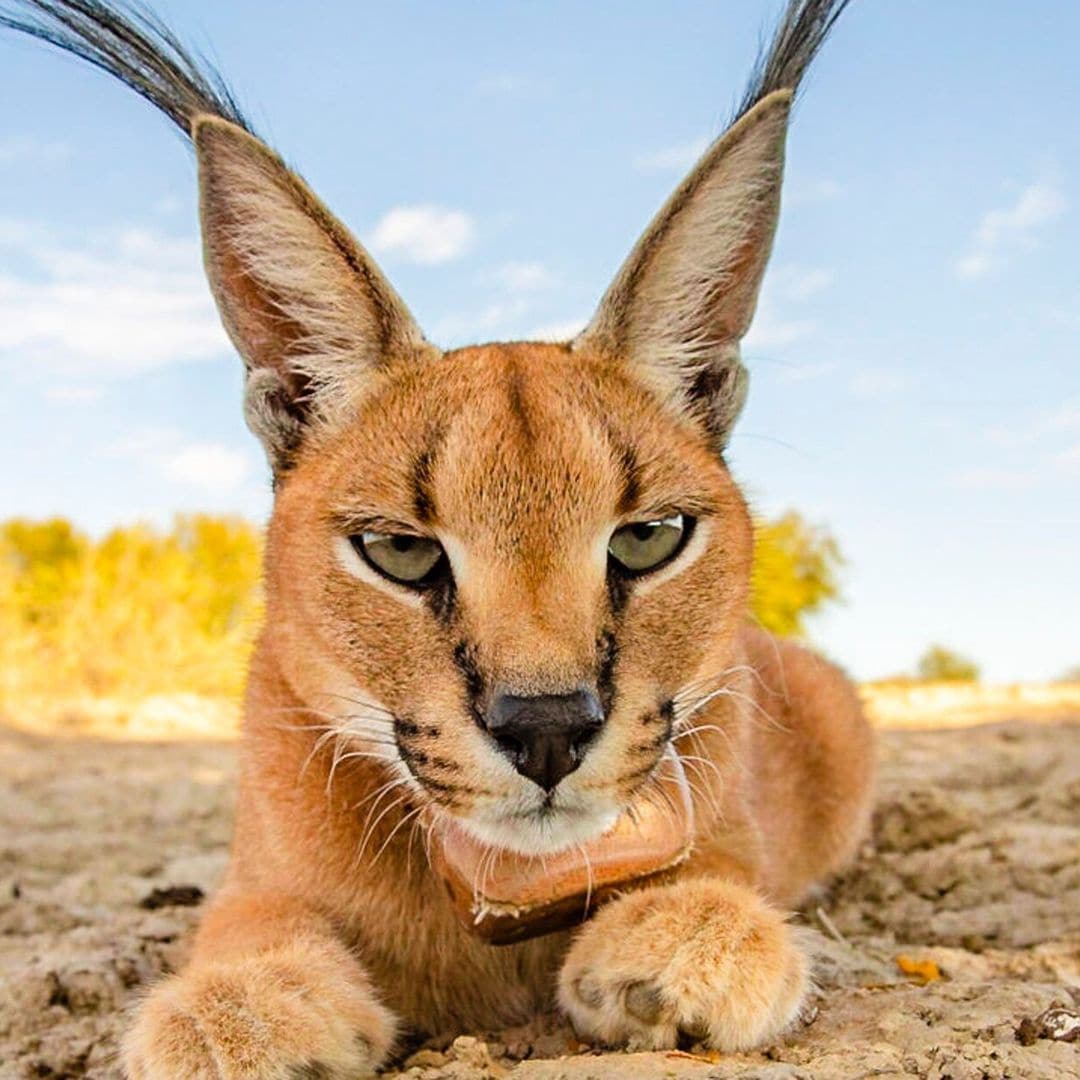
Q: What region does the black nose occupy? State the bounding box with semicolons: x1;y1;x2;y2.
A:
484;690;605;793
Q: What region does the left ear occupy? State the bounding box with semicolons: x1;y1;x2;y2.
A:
573;90;792;449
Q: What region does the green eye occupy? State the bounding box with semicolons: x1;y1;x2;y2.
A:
608;514;690;574
353;531;445;585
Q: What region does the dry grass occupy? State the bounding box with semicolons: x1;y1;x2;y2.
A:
4;682;1078;742
863;681;1080;729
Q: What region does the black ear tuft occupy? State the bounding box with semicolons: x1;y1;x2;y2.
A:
734;0;853;121
0;0;254;139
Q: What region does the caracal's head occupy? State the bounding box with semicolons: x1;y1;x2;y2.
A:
193;89;791;853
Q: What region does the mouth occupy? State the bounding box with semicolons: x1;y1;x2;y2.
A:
462;797;623;857
429;748;696;941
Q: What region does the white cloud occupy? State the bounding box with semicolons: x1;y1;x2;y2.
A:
948;467;1038;491
153;194;183;215
849;370;907;401
476;74;539;96
0;136;70;165
44;384;104;404
1052;443;1080;474
433;262;562;344
432;298;531;345
986;400;1080;447
955;177;1067;280
777;360;838;383
744;309;816;351
782;267;834;301
744;264;835;351
103;427;252;496
163;443;250;495
368;205;475;265
492;261;555;292
529;317;588;342
786;177;843;206
0;220;228;377
633;136;709;172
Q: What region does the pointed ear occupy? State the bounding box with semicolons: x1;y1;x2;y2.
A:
573;90;792;449
194;117;435;471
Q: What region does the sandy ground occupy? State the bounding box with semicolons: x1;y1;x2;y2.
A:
1;708;1078;1079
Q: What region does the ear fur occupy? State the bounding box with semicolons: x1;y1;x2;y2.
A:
194;116;435;470
573;90;792;450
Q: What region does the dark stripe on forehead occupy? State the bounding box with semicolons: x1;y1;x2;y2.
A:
506;361;534;441
595;416;643;515
411;426;445;524
616;442;641;514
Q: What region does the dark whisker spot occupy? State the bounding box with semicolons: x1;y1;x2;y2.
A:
426;755;461;772
619;760;658;783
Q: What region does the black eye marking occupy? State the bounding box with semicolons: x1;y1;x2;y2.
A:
453;640;485;726
425;571;457;626
606;562;633;617
597;630;619;715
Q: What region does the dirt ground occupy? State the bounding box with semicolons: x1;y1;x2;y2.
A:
1;709;1078;1079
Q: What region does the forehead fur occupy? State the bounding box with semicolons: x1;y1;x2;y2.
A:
286;342;734;539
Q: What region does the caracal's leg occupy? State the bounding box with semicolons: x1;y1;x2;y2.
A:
123;890;395;1080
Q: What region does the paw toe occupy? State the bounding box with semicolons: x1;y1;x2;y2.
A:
288;1066;333;1080
572;973;606;1009
623;981;666;1025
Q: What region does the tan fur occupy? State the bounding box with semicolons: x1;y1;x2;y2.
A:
122;338;874;1076
122;75;875;1080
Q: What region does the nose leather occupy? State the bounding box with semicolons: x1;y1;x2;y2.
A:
484;690;605;793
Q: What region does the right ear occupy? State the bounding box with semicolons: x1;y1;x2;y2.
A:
194;116;436;471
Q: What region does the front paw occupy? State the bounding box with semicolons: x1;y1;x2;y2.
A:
558;879;811;1052
123;936;395;1079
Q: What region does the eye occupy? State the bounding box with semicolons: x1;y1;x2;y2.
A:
608;513;692;575
352;531;446;586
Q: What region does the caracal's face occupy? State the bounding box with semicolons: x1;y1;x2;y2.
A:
266;342;752;854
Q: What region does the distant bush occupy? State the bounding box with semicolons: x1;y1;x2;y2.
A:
0;510;843;701
751;512;843;638
915;644;980;683
0;515;262;700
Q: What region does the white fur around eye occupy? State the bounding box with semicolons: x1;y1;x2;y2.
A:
438;533;470;587
333;535;424;607
626;517;711;597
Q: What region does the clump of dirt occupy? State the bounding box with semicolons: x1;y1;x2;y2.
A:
1;718;1078;1079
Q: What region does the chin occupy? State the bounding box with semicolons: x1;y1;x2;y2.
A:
460;798;622;856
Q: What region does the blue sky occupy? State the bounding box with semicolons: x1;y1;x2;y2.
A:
1;0;1077;682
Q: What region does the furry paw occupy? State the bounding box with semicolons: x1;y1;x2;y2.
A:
123;936;395;1079
558;879;810;1052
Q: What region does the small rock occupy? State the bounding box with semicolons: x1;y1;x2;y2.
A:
404;1048;450;1069
139;884;205;909
1016;1006;1080;1045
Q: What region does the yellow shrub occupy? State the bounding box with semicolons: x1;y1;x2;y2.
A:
0;510;841;702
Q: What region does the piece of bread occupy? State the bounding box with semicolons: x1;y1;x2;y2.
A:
431;751;695;944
